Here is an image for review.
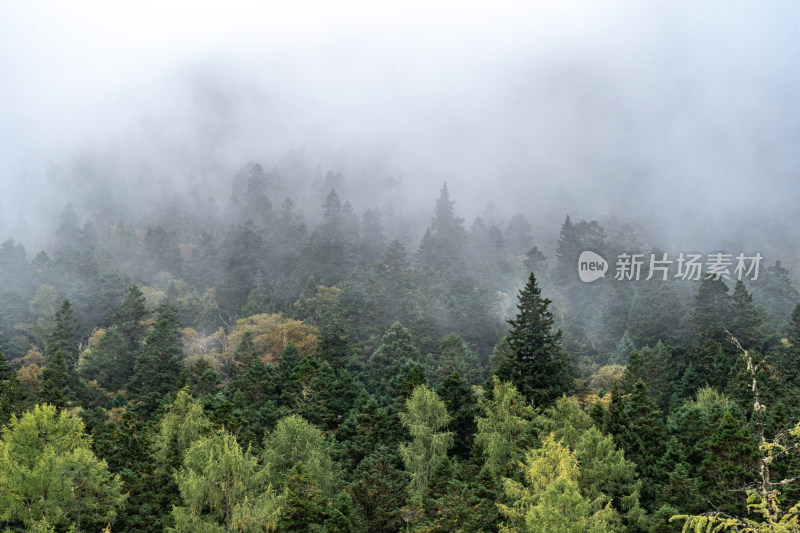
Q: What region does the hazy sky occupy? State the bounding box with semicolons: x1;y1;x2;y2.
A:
2;1;799;251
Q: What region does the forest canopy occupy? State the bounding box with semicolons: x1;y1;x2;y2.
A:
1;169;800;532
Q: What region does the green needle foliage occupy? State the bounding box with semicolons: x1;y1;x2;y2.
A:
172;431;281;533
398;384;454;497
496;272;572;407
0;404;124;532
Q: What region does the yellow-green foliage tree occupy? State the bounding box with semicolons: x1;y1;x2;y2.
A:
498;434;618;533
475;376;536;477
154;388;212;471
172;432;281;533
0;404;125;532
261;414;340;499
398;384;454;496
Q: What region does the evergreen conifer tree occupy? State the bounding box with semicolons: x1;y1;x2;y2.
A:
130;303;184;416
496;272;572;406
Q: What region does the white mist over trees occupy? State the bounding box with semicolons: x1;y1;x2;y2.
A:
1;2;800;258
2;3;800;531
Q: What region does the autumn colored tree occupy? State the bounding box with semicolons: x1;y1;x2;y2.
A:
221;313;319;374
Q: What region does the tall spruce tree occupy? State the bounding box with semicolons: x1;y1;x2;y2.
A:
612;379;666;510
699;411;759;517
752;260;800;334
112;285;150;353
349;445;408;532
436;372;478;460
496;272;572;406
0;346;22;425
782;303;800;402
416;183;467;277
39;350;71;408
46;299;79;371
130;303;185;416
94;411;164;532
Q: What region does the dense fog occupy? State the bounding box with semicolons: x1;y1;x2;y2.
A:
2;2;799;257
4;4;800;532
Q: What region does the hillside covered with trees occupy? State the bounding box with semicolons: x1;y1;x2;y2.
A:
2;164;800;532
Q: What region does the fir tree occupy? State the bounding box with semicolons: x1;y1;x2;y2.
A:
752;260;800;334
496;272;572;406
555;215;579;284
0;346;22;425
640;341;676;411
614;379;666;510
461;465;502;532
95;411;165;532
376;239;414;321
369;322;424;398
610;330;636;365
654;437;702;515
730;280;769;351
693;277;732;342
80;327;129;392
416;183;467;277
112;285;150;353
627;281;685;349
46;299;79;371
780;302;800;405
505;213;535;256
231;330;258;374
620;349;645;394
229;332;279;446
280;355;333;427
130;303;185;416
349;446;408;532
39;350;70;408
699;411;759;516
323;492;359;533
240;271;270;318
437;372;478;460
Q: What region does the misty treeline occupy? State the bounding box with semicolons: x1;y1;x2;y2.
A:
2;161;800;532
